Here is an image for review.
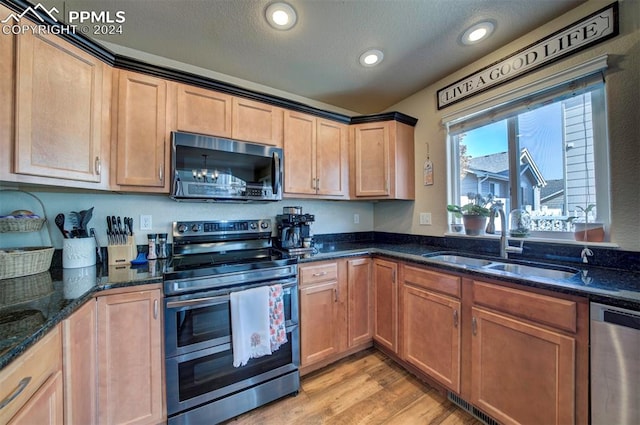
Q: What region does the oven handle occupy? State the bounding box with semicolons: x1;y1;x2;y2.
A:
166;279;297;309
166;295;229;309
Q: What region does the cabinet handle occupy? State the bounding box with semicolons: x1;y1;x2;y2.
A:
159;165;163;182
312;271;327;277
153;299;159;320
0;377;31;410
95;156;101;175
391;269;396;283
472;317;477;336
453;309;459;328
312;178;316;190
334;288;338;302
316;178;320;192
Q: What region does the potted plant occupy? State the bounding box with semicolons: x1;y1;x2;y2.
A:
447;193;494;236
570;204;605;242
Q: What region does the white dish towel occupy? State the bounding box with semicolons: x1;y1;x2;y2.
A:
230;286;272;367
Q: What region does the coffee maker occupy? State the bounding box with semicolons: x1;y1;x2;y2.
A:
275;207;315;253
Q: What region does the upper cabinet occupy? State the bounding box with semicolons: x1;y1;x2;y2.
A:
350;120;415;200
12;24;108;187
231;97;283;147
283;111;348;198
172;83;232;137
112;70;169;192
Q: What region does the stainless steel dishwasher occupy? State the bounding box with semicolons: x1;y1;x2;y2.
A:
590;302;640;425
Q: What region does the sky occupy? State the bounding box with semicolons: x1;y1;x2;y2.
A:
463;103;564;180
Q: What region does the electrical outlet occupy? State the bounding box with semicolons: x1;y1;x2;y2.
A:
353;213;360;224
140;214;152;230
419;212;432;225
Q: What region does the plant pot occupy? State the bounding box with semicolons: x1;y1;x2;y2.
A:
574;222;605;242
462;215;487;236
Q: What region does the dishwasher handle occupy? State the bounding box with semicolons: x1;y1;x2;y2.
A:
591;302;640;330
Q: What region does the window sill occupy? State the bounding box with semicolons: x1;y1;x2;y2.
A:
443;231;619;248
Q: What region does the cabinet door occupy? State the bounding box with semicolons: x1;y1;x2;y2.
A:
231;97;283;147
316;119;348;197
8;371;64;425
373;259;397;352
115;70;168;190
299;281;340;366
97;289;164;425
347;258;372;347
63;299;97;425
175;84;232;137
471;307;576;425
284;111;316;195
352;122;390;197
15;28;103;182
404;285;461;392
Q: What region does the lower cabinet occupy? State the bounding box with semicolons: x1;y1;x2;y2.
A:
372;258;398;353
401;265;462;393
97;288;164;425
299;258;372;374
0;325;63;425
469;280;584;425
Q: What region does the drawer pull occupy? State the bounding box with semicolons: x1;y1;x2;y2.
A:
0;377;31;410
312;271;328;277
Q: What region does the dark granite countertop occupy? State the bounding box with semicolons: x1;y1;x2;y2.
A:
1;241;639;371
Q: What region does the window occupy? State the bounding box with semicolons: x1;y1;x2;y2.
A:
447;72;610;240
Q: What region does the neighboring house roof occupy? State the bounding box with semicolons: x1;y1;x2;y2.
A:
465;148;546;187
540;179;565;203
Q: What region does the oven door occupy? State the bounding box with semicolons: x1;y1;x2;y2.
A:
164;278;298;358
166;324;299;416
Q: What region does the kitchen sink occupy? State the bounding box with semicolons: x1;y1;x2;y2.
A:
422;251;579;281
483;262;579;280
422;253;493;268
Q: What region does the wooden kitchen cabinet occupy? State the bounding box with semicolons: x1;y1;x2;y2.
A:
0;325;62;425
63;298;97;425
469;280;586;425
402;266;461;393
172;83;232;137
13;23;107;186
373;258;398;353
347;258;372;347
231;97;283;147
284;111;348;198
97;288;164;425
299;261;342;366
350;120;414;200
112;70;169;192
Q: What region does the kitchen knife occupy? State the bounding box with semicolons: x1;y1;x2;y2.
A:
111;216;119;244
107;216;113;244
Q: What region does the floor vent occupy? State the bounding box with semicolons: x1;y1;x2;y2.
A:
447;391;499;425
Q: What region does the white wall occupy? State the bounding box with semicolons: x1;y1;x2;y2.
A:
376;0;640;252
0;188;373;249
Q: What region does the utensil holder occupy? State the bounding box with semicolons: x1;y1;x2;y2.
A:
63;237;96;268
107;239;137;266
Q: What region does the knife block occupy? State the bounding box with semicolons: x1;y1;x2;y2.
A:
107;239;137;266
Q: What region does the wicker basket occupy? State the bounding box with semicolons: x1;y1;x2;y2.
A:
0;247;54;280
0;217;46;233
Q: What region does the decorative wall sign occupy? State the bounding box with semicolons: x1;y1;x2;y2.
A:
437;2;618;110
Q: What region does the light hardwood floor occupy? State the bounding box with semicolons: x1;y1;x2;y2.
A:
225;348;483;424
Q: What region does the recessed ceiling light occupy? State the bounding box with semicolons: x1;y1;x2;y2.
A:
359;49;384;67
265;2;297;31
461;21;495;45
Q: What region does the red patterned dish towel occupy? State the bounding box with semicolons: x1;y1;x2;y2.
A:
269;284;288;351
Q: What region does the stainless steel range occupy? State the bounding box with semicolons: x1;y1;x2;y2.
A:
163;219;300;425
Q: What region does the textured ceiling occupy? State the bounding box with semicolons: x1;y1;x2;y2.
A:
39;0;585;114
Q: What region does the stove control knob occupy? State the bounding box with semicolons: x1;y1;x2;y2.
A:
260;221;269;229
177;224;188;233
191;224;200;232
250;222;257;230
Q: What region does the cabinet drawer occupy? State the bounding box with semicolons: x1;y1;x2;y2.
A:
0;325;61;423
300;262;338;285
473;281;577;333
403;265;461;298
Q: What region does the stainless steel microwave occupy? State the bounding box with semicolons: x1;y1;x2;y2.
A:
170;131;282;202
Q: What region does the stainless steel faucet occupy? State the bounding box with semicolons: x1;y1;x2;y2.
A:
488;202;523;259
